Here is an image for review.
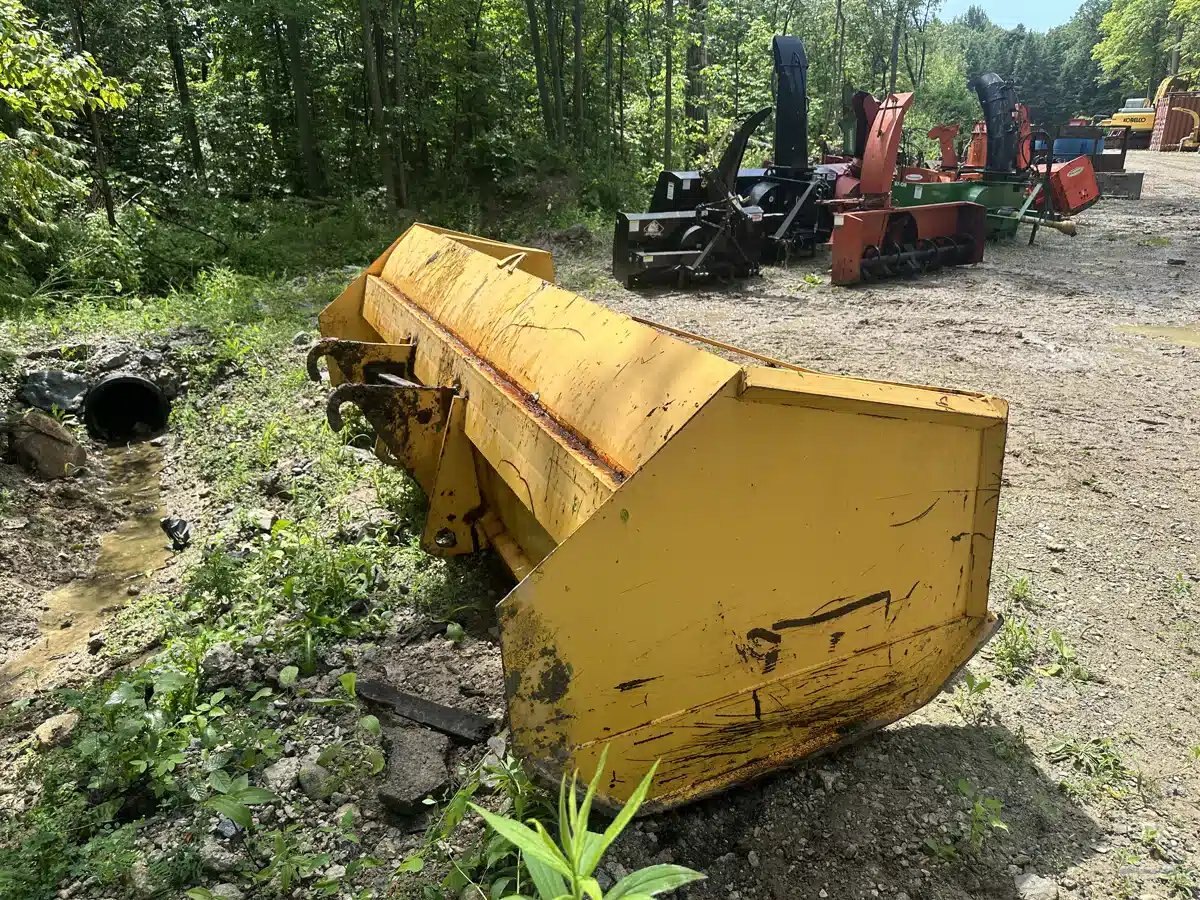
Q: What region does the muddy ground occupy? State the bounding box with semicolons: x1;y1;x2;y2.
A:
1;150;1197;900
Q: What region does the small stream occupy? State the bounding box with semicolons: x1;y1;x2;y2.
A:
0;444;171;699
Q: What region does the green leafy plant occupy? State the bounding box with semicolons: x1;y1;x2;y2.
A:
1037;630;1092;681
991;615;1038;682
1007;575;1035;607
1047;736;1133;797
252;825;331;893
956;779;1009;854
204;770;277;829
952;670;992;724
468;749;704;900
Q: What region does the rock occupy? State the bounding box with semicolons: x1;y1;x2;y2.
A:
34;711;80;748
12;410;86;479
298;760;336;801
139;350;163;367
87;634;105;655
1166;257;1185;266
263;757;303;792
747;850;760;868
292;331;312;346
19;370;88;414
1015;873;1059;900
214;816;241;838
377;727;450;815
249;508;277;533
96;351;131;371
200;643;246;687
209;885;244;900
197;836;241;874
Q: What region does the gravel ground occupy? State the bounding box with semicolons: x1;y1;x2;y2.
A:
559;150;1200;900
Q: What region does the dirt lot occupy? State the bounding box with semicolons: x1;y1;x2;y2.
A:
1;152;1197;900
564;150;1199;900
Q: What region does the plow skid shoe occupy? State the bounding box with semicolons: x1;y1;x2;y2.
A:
831;202;988;285
314;223;1009;811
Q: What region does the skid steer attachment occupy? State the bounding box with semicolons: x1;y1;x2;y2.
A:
311;223;1009;811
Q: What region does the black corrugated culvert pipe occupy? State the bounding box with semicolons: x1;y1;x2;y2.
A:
83;374;170;443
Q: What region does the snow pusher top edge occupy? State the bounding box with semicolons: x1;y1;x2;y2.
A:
310;222;1009;810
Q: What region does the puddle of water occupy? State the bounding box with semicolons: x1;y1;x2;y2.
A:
1119;324;1200;347
0;444;172;699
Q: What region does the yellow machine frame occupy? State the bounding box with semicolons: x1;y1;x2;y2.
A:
311;223;1009;810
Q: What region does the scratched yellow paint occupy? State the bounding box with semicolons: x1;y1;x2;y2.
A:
315;223;1009;811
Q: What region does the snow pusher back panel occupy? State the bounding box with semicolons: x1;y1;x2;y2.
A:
312;223;1009;811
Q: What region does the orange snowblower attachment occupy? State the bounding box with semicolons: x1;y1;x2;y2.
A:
829;92;987;285
309;223;1009;811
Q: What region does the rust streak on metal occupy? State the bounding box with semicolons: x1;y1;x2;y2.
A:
382;279;629;483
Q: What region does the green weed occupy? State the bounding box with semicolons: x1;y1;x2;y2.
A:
957;779;1009;854
992;616;1038;681
1007;575;1034;607
952;670;993;724
469;748;704;900
1037;629;1093;681
1047;736;1134;797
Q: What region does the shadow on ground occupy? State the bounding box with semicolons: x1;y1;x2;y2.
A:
613;722;1102;900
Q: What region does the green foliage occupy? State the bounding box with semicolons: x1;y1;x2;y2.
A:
468;748;705;900
1007;575;1034;607
992;615;1039;681
956;779;1010;854
951;670;993;724
925;779;1009;860
1037;629;1093;681
0;0;126;283
1047;736;1135;797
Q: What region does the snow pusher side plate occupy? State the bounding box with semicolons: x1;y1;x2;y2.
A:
314;223;1009;811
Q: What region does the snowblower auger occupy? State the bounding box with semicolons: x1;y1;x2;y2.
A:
311;223;1009;811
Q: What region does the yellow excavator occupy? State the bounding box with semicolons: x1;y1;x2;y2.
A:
307;223;1010;811
1099;74;1195;148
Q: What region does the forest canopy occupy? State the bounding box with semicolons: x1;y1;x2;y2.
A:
1;0;1197;305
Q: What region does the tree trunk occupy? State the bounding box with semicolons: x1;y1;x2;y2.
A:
573;0;584;145
888;1;903;95
283;15;326;195
390;0;409;206
360;0;400;206
68;3;115;226
524;0;556;140
618;0;627;154
664;0;673;169
605;0;613;139
161;0;206;185
684;0;707;153
545;0;567;140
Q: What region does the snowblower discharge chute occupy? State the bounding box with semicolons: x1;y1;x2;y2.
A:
310;223;1009;811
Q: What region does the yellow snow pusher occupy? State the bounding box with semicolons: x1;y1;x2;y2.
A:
308;223;1008;812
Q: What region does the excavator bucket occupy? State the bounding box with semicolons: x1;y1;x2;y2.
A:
310;223;1009;811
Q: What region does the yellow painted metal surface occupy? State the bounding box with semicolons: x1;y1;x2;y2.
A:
314;223;1009;811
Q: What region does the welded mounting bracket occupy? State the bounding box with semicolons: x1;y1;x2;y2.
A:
306;337;417;386
324;382;488;557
